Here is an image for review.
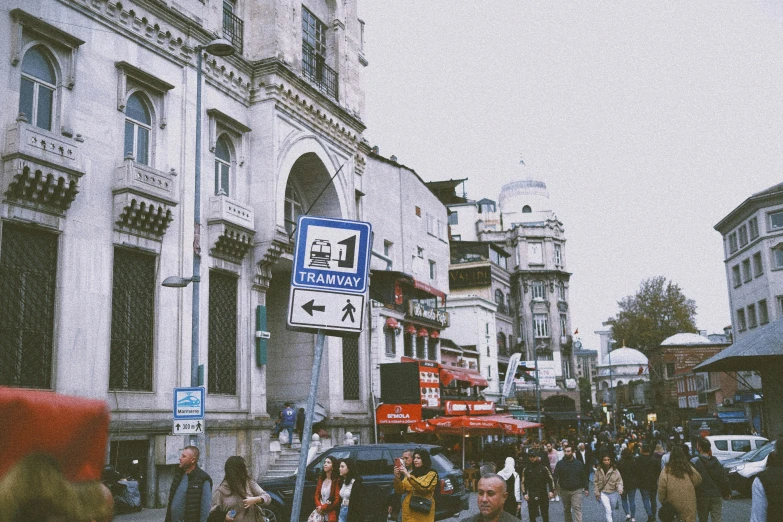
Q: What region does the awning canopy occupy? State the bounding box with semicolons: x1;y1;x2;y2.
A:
717;411;749;424
409;415;540;436
694;318;783;372
440;367;489;388
544;411;580;422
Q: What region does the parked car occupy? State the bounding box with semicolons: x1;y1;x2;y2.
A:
259;443;469;522
705;435;768;462
723;440;775;496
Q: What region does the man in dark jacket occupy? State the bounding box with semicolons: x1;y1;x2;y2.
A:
165;446;212;522
691;438;731;522
751;440;782;522
552;446;589;522
521;452;555;522
634;443;660;521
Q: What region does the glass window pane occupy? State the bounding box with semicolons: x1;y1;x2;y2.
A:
215;161;221;195
126;93;150;124
136;127;149;165
22;47;55;83
124;121;135;158
36;86;53;130
220;164;230;196
215;136;231;161
19;78;34;124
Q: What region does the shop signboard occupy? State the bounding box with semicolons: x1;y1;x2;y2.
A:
418;360;441;408
514;360;557;388
449;266;492;289
376;403;422;425
443;400;496;416
408;301;449;327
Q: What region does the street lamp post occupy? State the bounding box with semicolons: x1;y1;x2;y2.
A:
162;38;234;388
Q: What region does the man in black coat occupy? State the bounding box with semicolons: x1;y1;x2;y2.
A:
574;442;594;478
521;452;555;522
633;442;660;521
691;438;731;522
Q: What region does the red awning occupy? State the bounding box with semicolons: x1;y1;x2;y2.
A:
412;279;447;302
409;415;540;436
440;367;489;388
385;317;400;330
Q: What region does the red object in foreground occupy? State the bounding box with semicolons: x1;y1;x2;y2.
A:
409;415;540;435
0;387;110;481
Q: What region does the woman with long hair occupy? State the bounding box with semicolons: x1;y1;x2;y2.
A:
338;459;364;522
593;452;623;522
211;456;271;521
616;448;638;521
657;445;702;522
314;456;341;522
395;448;438;522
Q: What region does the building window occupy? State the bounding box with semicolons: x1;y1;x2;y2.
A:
404;332;413;357
554;244;563;266
415;206;421;217
738;224;748;247
427;338;437;360
728;232;738;253
208;271;237;395
759;299;769;325
558;281;566;301
747;304;757;329
124;92;152;165
428;260;436;280
773;247;783;269
497;333;507;355
384;328;396;356
522;205;532;213
416;335;426;359
110;248;155;391
770;211;783;231
426;213;435;235
417;246;424;258
222;0;244;53
732;265;741;287
19;46;55;131
0;223;58;389
736;308;747;332
301;6;337;99
452;234;461;241
531;280;545;300
448;211;458;225
562;357;572;379
284;183;303;235
383;240;392;257
214;135;232;196
666;363;676;379
342;336;360;400
742;259;752;283
753;252;763;277
749;217;759;239
533;314;549;338
560;314;567;336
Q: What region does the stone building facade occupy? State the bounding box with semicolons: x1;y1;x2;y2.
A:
0;0;370;505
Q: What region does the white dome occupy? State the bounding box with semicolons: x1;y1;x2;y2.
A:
602;347;648;366
661;333;713;346
498;177;550;215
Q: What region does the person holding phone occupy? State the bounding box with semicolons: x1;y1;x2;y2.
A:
391;450;413;522
394;448;438;522
210;456;271;521
315;456;341;522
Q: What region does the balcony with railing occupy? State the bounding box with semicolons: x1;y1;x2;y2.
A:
222;7;244;54
302;42;338;100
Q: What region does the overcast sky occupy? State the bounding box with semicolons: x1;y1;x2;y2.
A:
358;2;783;351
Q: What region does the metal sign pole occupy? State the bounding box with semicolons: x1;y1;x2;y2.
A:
290;329;326;522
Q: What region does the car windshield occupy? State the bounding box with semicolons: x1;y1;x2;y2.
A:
748;442;776;463
430;451;456;473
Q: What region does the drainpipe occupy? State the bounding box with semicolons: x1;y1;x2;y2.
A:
372;249;393;270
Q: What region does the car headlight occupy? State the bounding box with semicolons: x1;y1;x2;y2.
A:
728;464;745;473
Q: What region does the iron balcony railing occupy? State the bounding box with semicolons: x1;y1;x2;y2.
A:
223;8;244;54
302;41;338;100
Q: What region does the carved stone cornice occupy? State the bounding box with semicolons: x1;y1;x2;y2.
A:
112;158;178;240
2;122;85;217
207;195;255;263
253;231;294;289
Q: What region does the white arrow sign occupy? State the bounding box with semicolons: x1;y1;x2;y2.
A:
288;288;365;333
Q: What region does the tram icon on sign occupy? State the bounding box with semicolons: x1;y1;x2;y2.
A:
307;236;357;269
177;393;201;407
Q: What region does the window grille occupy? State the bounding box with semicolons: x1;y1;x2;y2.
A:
301;7;338;99
0;224;58;388
110;248;155;391
342;336;360;400
208;271;237;395
222;2;244;54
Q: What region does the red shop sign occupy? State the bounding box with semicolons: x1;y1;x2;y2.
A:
376;403;423;425
444;400;496;416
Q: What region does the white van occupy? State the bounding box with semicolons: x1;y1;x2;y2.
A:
706;435;768;462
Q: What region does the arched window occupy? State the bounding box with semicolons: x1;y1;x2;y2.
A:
214;135;232;196
494;289;503;304
124;92;152;165
522;205;532;213
284;183;303;235
19;46;56;130
558;281;566;301
497;332;507;355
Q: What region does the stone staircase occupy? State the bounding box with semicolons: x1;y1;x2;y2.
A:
263;436;304;480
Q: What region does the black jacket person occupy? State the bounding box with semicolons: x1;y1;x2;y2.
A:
165;446;213;522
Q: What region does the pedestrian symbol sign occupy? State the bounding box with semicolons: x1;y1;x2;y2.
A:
173;419;205;435
288;288;365;333
291;217;371;294
173;387;205;419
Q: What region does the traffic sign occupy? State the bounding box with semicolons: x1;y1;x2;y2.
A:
173;419;205;435
288;288;365;333
291;216;371;294
173;387;205;419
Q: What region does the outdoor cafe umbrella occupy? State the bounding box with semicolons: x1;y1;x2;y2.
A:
409;415;541;468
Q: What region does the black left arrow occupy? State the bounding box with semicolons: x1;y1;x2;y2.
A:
302;299;326;316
